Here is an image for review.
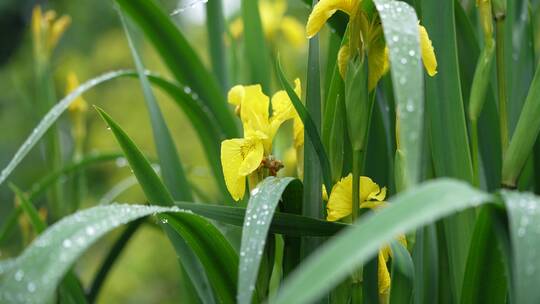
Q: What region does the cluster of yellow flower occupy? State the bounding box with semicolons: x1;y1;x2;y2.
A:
221;1;440;300
221;80;303;201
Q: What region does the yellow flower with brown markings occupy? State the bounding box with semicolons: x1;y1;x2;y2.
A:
221;80;303;201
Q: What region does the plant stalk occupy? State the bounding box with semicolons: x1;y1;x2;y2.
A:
495;17;508;156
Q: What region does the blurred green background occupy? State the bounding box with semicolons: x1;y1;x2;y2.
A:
0;0;308;302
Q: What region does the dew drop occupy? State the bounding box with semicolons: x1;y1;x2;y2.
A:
408;50;416;56
27;282;36;293
62;239;72;248
14;270;24;281
400;58;408;64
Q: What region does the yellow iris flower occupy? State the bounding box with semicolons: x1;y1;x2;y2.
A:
221;80;303;201
229;0;306;48
306;0;437;91
326;174;407;302
32;5;71;59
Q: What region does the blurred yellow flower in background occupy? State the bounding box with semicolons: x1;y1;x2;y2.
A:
32;5;71;59
229;0;306;49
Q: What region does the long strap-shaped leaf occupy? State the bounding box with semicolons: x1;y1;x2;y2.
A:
502;62;540;187
97;108;233;303
271;179;492;304
237;177;301;304
373;0;423;188
501;191;540;303
0;70;130;187
114;0;238;138
276;58;333;193
0;204;186;303
120;12;193;201
421;1;476;298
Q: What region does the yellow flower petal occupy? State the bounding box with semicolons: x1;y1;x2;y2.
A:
306;0;359;38
229;18;244;40
378;250;391;297
293;114;304;148
327;174;386;221
260;0;287;39
280;16;306;48
66;72;88;114
32;6;43;51
359;176;386;202
326;174;354;221
221;138;264;201
49;15;71;51
228;85;244;106
419;25;438;76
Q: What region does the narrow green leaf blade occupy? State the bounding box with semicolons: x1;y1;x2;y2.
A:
276;58;333;193
95;107;174;206
121;13;192;201
237;177;299;304
373;0;424;187
114;0;238;137
173;202;347;237
502;62;540;187
0;204;182;303
0;70;131;187
241;0;271;91
164;212;238;303
272;179;492;304
501;190;540;303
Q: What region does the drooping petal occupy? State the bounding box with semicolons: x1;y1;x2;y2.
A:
228;85;244;106
221;138;264;201
306;0;359;38
419;25;438;76
238;139;265;176
327;174;354;221
378;249;391;298
280;16;306;48
359;176;385;202
293;114;304;148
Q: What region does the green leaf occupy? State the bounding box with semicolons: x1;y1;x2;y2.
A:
373;0;424;188
173;202;347;237
272;179;492;304
0;70;131;187
237;177;300;304
276;58;333;194
163;212;238;303
114;0;238;138
9;185;46;234
0;204;184;303
501;190;540;303
206;0;229;91
95;108;222;303
421;0;476;298
460;206;507;304
502;62;540;187
95;107;174;206
120;13;192;201
143;74;229;198
241;0;271;91
389;241;414;304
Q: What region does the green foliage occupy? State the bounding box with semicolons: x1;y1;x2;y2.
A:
2;0;540;303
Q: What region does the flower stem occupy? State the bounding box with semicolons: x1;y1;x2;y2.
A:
495;17;508;155
352;148;363;223
470;119;480;187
